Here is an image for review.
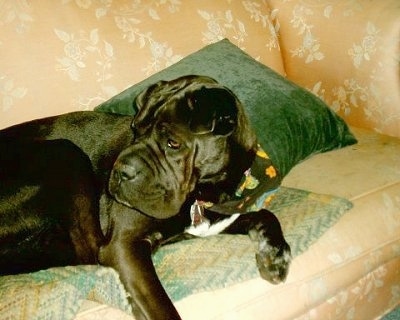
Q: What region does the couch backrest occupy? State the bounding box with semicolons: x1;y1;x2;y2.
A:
268;0;400;138
0;1;284;130
1;1;399;138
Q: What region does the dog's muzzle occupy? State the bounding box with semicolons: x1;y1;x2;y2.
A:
108;143;196;219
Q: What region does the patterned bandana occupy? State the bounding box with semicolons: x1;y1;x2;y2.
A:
190;145;282;226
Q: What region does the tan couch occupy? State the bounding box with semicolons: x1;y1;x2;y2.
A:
0;1;399;319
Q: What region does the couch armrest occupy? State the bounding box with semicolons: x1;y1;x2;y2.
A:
268;0;400;138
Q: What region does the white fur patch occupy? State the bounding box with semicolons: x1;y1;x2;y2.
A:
185;213;240;237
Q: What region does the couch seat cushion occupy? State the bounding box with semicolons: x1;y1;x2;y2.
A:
282;127;400;200
173;127;400;319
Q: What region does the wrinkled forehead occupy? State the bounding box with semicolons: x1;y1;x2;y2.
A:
154;83;238;135
154;93;193;125
153;108;202;143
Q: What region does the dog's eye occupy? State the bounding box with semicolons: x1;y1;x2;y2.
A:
167;139;181;150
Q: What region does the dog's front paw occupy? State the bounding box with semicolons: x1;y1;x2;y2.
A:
255;239;291;284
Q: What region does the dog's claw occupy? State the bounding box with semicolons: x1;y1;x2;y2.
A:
256;241;291;284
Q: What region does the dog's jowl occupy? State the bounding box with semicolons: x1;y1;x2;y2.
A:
0;75;291;320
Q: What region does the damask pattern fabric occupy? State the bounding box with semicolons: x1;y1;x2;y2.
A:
267;0;400;138
0;0;284;129
2;1;398;139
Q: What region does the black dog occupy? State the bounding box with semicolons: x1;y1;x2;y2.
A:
0;75;291;320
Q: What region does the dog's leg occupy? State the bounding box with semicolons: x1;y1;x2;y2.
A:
98;208;181;320
100;239;181;320
153;208;291;284
223;209;291;284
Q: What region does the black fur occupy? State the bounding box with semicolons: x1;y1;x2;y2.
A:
0;75;290;320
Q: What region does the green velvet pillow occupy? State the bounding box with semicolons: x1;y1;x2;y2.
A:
96;39;356;177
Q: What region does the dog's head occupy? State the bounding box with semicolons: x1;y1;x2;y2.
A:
109;75;257;219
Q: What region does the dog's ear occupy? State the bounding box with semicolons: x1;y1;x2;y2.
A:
208;87;257;152
232;96;258;152
188;87;257;151
188;87;238;136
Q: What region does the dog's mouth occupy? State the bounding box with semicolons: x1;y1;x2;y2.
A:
108;169;188;219
112;189;165;207
112;188;167;208
111;192;186;219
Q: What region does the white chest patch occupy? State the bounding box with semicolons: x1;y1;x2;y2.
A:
185;213;240;237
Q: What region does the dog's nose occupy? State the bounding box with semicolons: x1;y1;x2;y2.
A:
114;164;138;182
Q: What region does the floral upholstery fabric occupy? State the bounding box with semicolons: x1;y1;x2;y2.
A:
0;1;399;320
268;0;400;138
0;0;284;130
1;1;398;138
